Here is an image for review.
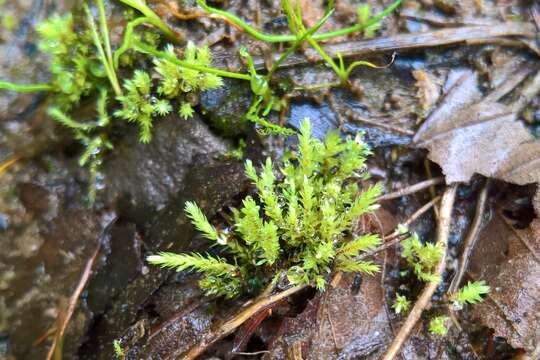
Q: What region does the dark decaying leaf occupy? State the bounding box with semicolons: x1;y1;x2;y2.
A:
413;68;540;186
469;213;540;352
264;272;391;360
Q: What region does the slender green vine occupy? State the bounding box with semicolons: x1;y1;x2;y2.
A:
195;0;402;43
0;81;53;92
116;0;176;39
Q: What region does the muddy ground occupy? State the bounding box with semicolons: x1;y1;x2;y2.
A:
0;0;539;359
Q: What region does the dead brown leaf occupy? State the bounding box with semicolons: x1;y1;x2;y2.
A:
413;68;540;185
264;272;391;360
469;213;540;352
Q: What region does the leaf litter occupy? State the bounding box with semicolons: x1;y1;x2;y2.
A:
412;62;540;356
413;66;540;185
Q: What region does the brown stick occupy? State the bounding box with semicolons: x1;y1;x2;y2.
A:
382;185;457;360
377;178;444;202
180;284;307;360
46;241;102;360
359;196;442;260
448;180;490;294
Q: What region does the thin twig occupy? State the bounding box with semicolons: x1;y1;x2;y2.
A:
359;196;442;261
180;284;307;360
326;307;339;350
377;178;444;201
46;241;102;360
387;196;441;238
448;180;490;294
511;68;540;114
382;185;457;360
424;160;440;219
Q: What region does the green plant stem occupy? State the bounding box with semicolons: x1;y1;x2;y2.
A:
315;0;401;40
196;0;401;43
306;34;346;80
0;81;53;92
84;4;123;96
117;0;176;39
280;0;346;81
97;0;114;70
267;9;333;79
134;41;252;81
113;16;151;69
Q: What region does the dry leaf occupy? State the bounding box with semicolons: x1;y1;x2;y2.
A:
469;213;540;352
413;68;540;185
264;273;391;360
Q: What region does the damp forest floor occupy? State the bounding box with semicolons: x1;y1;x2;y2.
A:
1;0;540;359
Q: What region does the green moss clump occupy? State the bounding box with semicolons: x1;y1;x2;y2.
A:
148;118;382;298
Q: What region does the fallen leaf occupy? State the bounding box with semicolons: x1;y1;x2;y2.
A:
469;213;540;352
264;272;391;360
413;68;540;185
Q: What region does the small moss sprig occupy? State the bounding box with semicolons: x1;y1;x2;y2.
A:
148;118;382;298
398;234;490;338
450;280;490;310
153;42;222;119
154;43;223;96
429;315;449;336
401;233;444;282
48;89;113;203
35;13;96;110
115;70;172;143
392;293;411;314
113;339;125;359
